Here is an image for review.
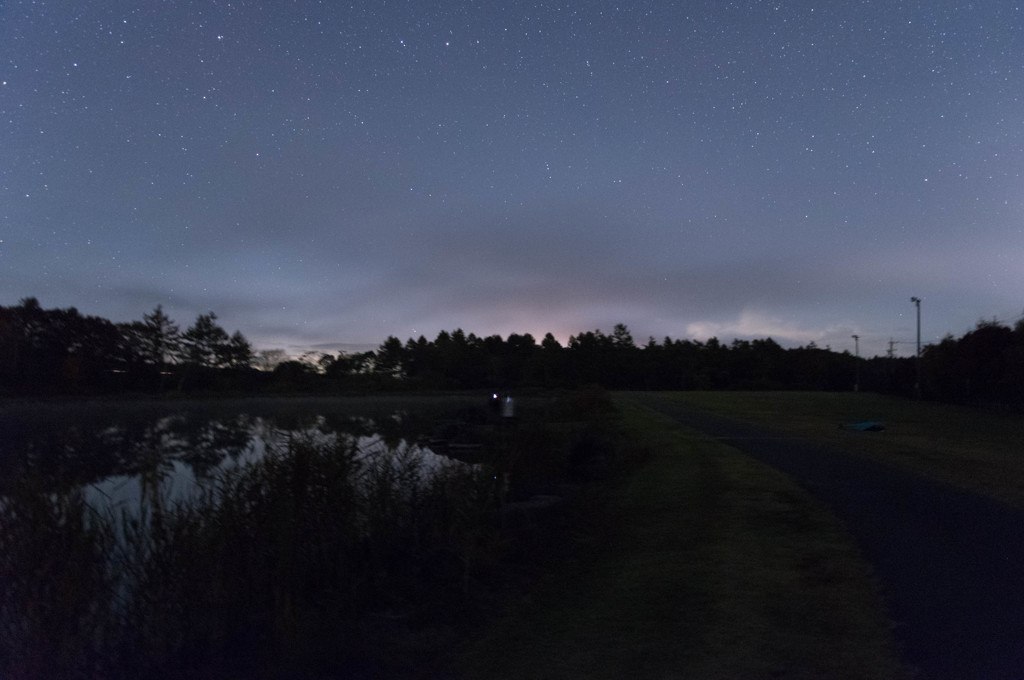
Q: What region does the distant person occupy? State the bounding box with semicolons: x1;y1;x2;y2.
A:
490;392;515;417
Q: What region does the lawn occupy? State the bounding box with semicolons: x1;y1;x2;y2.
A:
455;395;909;679
652;391;1024;508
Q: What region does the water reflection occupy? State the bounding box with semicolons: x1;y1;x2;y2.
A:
0;395;488;500
0;411;260;495
0;397;510;678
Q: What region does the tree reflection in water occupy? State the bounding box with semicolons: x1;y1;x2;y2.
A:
0;396;508;679
0;396;486;503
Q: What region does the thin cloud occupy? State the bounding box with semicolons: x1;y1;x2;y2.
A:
686;309;852;347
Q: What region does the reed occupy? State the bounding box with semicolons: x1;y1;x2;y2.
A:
0;483;119;679
0;434;505;679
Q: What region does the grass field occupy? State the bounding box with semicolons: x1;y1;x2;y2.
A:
652;391;1024;508
456;394;909;679
11;389;1009;677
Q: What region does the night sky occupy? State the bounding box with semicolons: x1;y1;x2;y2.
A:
3;1;1023;358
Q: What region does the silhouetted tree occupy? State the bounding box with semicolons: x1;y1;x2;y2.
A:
440;328;486;388
0;300;115;392
922;319;1021;404
375;336;405;378
181;313;230;368
921;334;963;401
605;324;638;388
11;294;1024;403
254;349;287;372
567;330;609;385
142;305;181;366
270;360;319;392
750;337;787;388
223;331;254;369
610;323;634;349
403;336;435;384
503;333;537;387
528;332;564;387
117;305;182;390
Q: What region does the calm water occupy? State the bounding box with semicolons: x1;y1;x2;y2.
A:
0;395;492;505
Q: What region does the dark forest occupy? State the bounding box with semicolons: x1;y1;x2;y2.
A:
3;297;1023;406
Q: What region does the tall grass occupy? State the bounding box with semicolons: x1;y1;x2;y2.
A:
0;435;504;679
0;483;118;679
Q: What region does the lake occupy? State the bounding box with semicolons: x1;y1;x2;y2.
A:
0;394;498;505
0;393;523;677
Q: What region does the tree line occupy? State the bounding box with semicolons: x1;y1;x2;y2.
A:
2;298;1022;405
0;298;253;394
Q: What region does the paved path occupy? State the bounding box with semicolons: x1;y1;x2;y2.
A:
633;395;1024;680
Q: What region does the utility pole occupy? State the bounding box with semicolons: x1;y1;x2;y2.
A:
911;297;921;398
852;334;860;392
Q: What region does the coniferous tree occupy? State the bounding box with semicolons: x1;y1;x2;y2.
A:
375;336;405;378
223;330;254;369
142;305;181;367
181;313;230;368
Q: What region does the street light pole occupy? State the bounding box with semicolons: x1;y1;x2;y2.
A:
852;334;860;392
911;296;921;398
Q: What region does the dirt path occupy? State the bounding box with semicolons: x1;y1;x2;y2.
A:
632;393;1024;680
